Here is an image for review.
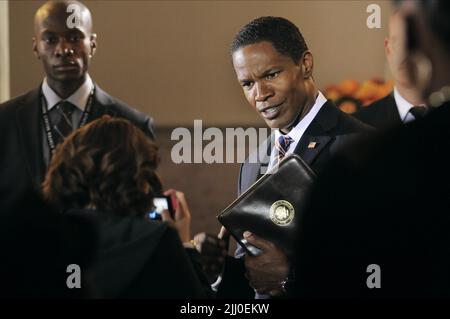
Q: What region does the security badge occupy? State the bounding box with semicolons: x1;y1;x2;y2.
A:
269;200;295;226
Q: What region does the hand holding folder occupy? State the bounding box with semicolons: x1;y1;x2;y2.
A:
217;155;316;259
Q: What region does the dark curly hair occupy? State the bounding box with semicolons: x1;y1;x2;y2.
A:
230;16;309;64
42;117;160;218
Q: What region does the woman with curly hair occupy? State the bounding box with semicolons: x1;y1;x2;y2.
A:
42;117;207;298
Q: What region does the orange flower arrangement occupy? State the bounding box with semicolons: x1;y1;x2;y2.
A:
324;78;393;114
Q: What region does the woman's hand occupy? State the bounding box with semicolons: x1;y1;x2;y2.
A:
161;189;191;243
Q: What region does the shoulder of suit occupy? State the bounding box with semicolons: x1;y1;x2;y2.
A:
338;109;375;132
0;88;39;110
321;100;374;133
0;88;40;122
95;86;152;123
353;94;394;118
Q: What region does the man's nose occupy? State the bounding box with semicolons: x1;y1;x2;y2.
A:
55;39;74;58
254;82;273;102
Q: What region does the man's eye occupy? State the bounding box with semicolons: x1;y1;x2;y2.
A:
44;37;58;44
68;35;81;43
242;82;254;89
266;72;280;80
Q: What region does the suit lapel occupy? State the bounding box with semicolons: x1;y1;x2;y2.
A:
15;88;46;187
384;93;402;126
240;162;262;195
89;85;115;122
294;132;331;165
239;134;271;194
293;101;336;166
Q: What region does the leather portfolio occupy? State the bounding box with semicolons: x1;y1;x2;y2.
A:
217;154;316;259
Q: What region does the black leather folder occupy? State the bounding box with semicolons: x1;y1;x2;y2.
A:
217;154;316;259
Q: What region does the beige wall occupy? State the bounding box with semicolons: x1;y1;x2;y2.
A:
9;0;393;126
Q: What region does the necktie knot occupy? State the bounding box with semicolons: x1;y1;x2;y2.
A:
275;135;294;164
409;105;429;119
58;100;75;117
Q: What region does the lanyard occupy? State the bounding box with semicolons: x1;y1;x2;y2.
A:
41;86;95;156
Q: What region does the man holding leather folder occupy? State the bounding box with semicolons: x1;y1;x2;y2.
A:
201;16;372;298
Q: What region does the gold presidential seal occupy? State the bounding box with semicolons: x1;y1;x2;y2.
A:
269;200;295;226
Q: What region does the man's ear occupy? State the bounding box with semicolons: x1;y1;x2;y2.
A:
301;51;313;79
89;33;97;58
384;37;390;58
32;37;39;59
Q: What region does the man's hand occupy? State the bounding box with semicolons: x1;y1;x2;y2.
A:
243;231;289;296
190;228;229;284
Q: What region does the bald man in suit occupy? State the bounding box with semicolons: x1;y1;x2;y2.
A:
353;11;427;129
0;1;154;214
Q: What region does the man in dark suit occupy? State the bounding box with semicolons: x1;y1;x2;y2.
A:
295;0;450;298
353;11;427;129
211;16;371;298
0;0;154;214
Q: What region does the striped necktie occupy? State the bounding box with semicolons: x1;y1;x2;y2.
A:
275;135;294;164
53;100;75;146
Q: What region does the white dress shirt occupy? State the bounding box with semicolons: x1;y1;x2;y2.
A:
42;74;93;113
394;87;418;124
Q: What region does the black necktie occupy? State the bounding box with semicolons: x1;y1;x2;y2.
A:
409;106;429;119
53;100;75;146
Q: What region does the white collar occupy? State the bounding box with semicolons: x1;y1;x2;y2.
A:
393;87;415;122
42;74;94;111
274;90;327;145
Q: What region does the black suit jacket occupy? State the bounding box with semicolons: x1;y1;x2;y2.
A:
352;93;402;129
217;101;373;298
295;101;450;298
0;85;155;215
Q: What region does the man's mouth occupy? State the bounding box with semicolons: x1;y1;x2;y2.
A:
259;102;284;120
54;60;79;70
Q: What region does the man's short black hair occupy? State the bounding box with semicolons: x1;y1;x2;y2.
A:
231;16;309;64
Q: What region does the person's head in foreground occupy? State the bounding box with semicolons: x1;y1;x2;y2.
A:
396;0;450;103
42;117;160;217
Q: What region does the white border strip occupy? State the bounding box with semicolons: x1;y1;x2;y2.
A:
0;0;10;103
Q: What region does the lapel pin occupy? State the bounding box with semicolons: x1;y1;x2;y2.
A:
308;141;317;149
